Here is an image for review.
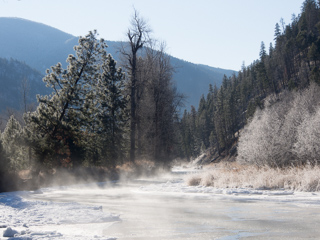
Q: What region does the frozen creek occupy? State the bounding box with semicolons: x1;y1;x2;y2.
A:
1;167;320;239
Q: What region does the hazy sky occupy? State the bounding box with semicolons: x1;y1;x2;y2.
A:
1;0;304;71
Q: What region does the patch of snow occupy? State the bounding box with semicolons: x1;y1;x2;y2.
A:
0;191;119;240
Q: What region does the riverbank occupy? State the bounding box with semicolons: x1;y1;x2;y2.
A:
186;162;320;192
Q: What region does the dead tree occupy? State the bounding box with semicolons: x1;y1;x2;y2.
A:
119;10;151;162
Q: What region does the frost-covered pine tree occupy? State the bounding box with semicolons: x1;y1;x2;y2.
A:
1;115;27;171
95;54;127;166
24;31;108;167
0;130;9;172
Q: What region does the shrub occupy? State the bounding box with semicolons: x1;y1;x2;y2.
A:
237;83;320;167
186;163;320;192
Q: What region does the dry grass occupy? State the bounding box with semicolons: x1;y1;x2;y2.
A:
186;162;320;192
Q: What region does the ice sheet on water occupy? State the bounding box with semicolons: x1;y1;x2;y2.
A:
1;191;119;225
0;191;119;240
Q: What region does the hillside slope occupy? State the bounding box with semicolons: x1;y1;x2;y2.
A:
179;0;320;161
0;58;48;113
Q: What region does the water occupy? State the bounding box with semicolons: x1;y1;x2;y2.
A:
27;172;320;239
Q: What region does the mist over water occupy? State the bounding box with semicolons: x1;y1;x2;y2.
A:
24;168;320;240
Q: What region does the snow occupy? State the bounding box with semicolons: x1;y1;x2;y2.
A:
138;178;320;206
171;166;203;174
3;227;19;237
0;190;120;239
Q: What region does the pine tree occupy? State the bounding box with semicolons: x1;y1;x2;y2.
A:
0;132;8;171
274;23;282;41
1;115;27;171
96;54;127;166
24;31;108;168
180;110;192;159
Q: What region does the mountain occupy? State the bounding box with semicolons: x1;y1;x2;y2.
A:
0;17;235;111
0;58;48;113
169;59;235;108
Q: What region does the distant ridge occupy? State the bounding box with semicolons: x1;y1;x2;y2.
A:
0;17;235;111
0;57;48;113
0;17;79;72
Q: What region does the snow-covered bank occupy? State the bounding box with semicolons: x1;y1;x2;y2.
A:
0;190;120;239
184;162;320;192
135;165;320;205
138;177;320;206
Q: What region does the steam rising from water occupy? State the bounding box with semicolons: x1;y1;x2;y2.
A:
24;167;320;240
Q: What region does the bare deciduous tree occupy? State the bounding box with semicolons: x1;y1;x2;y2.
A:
119;9;151;162
133;42;184;162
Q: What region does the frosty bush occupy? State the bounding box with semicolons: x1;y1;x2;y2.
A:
186;162;320;191
294;108;320;164
237;83;320;167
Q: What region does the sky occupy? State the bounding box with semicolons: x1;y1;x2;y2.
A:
0;0;304;71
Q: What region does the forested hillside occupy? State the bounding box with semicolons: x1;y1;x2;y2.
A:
0;58;48;124
179;0;320;161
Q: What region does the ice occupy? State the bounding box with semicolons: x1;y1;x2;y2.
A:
0;191;119;239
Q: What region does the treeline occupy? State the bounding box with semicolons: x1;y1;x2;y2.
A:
0;12;182;174
179;0;320;160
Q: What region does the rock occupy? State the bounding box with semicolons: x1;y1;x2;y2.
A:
3;227;19;237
